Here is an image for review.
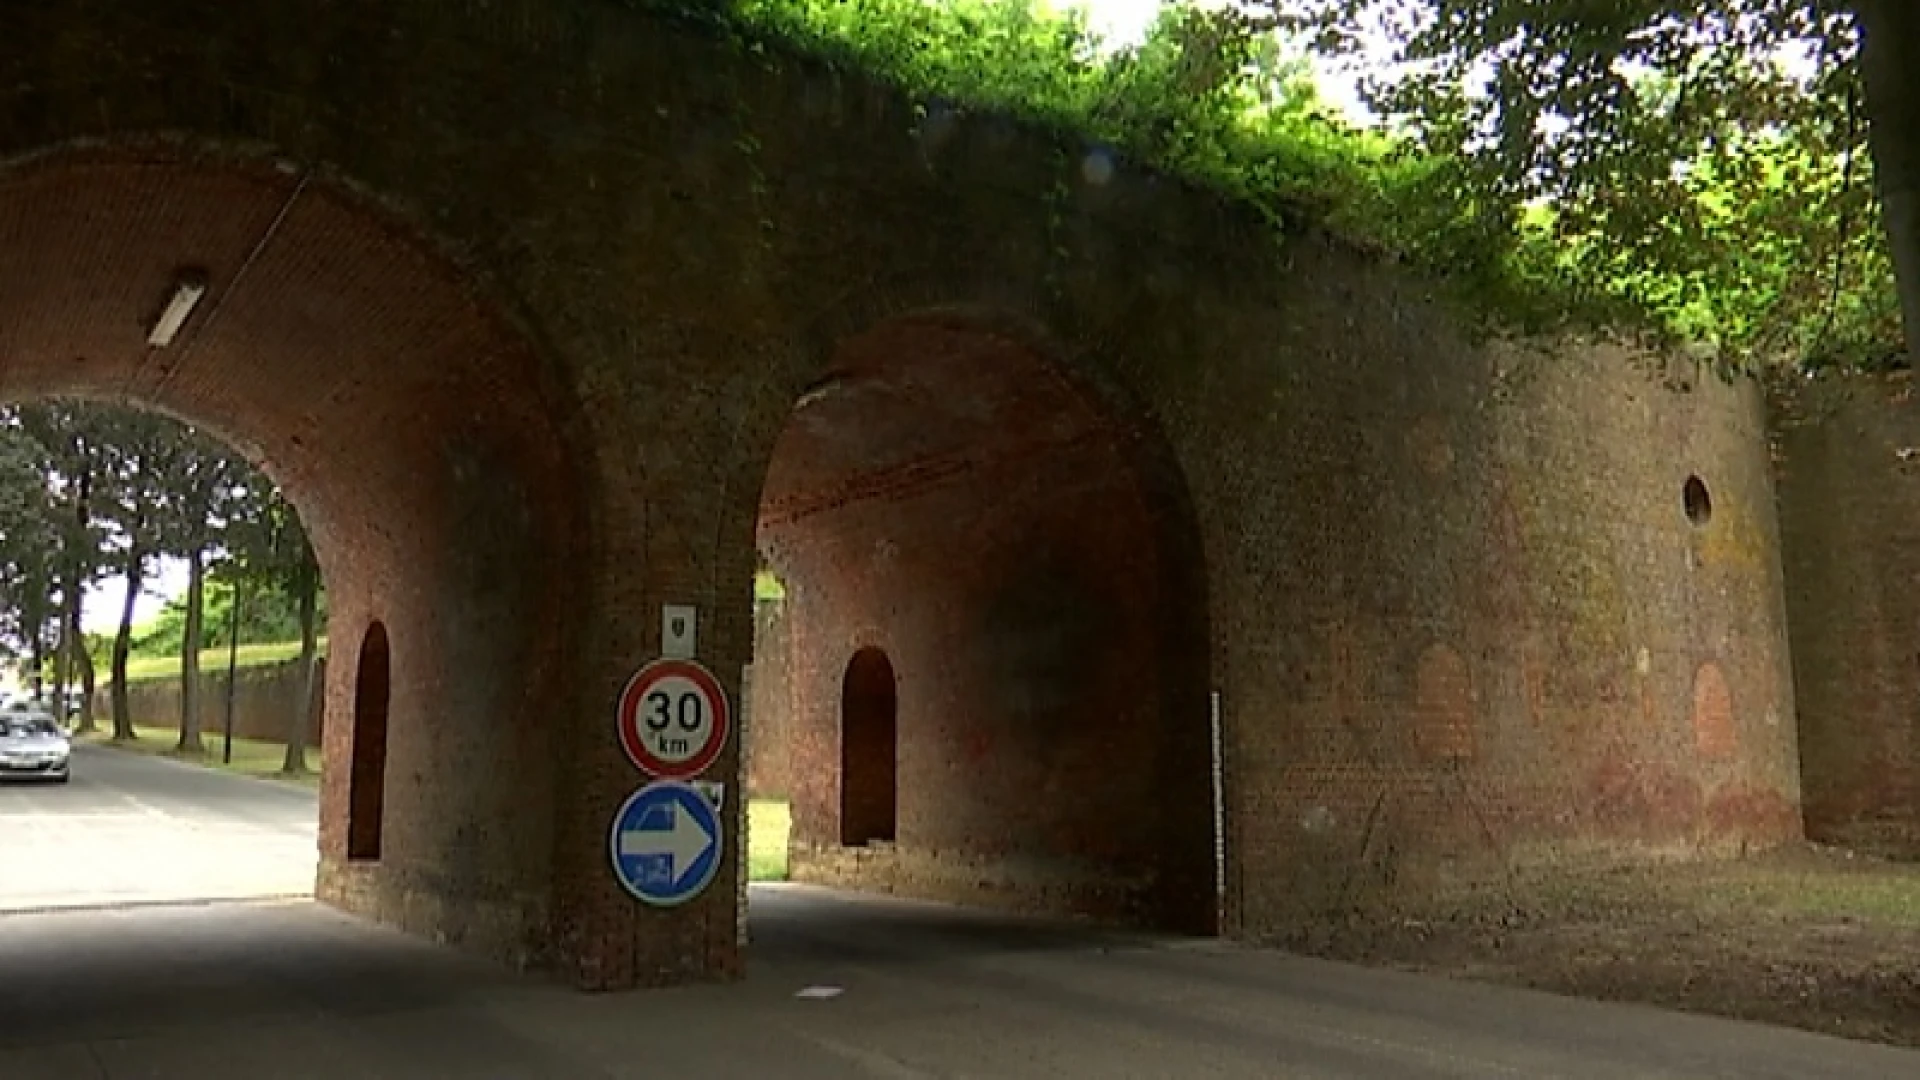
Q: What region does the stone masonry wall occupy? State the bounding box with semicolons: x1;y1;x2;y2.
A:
743;599;793;801
756;316;1215;935
1197;326;1804;933
96;658;327;749
1773;372;1920;856
0;0;1810;986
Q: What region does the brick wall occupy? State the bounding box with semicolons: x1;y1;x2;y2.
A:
743;599;793;800
747;289;1804;940
0;0;1809;987
1773;372;1920;855
756;317;1214;934
1179;315;1805;935
96;658;327;748
0;149;582;977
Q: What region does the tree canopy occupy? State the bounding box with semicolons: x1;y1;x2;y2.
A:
0;403;324;724
1276;0;1895;368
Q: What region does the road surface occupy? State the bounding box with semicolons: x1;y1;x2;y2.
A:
1;746;1916;1078
0;742;315;911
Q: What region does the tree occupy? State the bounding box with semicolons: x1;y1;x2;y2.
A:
157;433;247;754
1857;0;1920;357
1274;0;1913;369
65;605;94;728
16;403;120;731
221;484;323;773
96;412;185;741
0;412;57;681
2;403;317;751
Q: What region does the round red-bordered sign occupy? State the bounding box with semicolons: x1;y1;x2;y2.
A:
616;657;732;779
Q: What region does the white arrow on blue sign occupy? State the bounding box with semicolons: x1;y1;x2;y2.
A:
607;778;725;907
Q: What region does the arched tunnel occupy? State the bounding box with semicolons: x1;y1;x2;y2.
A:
0;4;1893;1075
751;313;1217;936
0;146;586;957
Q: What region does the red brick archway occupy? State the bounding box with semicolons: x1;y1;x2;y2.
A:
347;621;393;862
754;313;1216;935
839;646;899;848
0;145;584;963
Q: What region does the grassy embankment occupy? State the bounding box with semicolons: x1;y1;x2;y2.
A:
78;639;326;786
77;722;321;787
113;639;320;683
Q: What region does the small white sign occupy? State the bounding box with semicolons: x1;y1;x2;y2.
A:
662;604;697;659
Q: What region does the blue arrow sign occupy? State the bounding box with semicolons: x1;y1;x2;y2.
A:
607;779;724;907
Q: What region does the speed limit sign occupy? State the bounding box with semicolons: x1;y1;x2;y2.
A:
616;658;732;779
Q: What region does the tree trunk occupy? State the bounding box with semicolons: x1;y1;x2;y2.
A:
177;547;206;753
282;571;319;775
62;464;93;729
28;620;44;701
71;609;96;733
52;582;75;727
1859;0;1920;355
221;581;243;764
111;542;143;741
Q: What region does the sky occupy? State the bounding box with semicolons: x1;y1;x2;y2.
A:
1072;0;1382;121
81;558;188;635
1074;0;1167;40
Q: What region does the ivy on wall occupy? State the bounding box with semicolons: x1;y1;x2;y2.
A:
631;0;1896;372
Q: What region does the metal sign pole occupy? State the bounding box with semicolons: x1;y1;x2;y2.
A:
221;584;242;765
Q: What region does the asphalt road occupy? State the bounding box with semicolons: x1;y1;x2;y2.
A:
1;747;1916;1078
0;742;316;911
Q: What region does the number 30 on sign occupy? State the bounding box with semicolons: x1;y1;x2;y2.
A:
616;658;732;779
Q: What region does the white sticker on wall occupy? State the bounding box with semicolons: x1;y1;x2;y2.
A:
663;604;697;659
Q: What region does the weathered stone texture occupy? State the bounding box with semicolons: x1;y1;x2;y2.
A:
0;0;1809;988
757;315;1215;935
94;658;328;748
1773;373;1920;856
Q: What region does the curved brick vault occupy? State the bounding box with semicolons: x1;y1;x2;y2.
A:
0;147;584;963
754;313;1217;934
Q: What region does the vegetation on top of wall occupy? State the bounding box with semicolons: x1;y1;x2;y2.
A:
110;639;326;686
108;577;329;668
631;0;1896;374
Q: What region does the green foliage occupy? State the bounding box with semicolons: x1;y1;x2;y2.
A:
0;400;323;685
732;1;1414;233
115;577;329;663
82;721;319;785
1280;0;1896;369
109;640;325;686
699;0;1894;370
0;416;56;657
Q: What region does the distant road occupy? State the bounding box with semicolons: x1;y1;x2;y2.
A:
0;742;316;912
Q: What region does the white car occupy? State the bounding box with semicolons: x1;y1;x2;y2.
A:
0;707;70;783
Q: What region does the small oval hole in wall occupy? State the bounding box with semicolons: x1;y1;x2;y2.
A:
1683;475;1712;527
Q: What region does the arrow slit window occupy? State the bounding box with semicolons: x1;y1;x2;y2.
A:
840;647;898;847
347;620;391;862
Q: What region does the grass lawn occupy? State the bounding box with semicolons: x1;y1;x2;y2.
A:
113;639;327;684
79;722;321;788
747;799;791;882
